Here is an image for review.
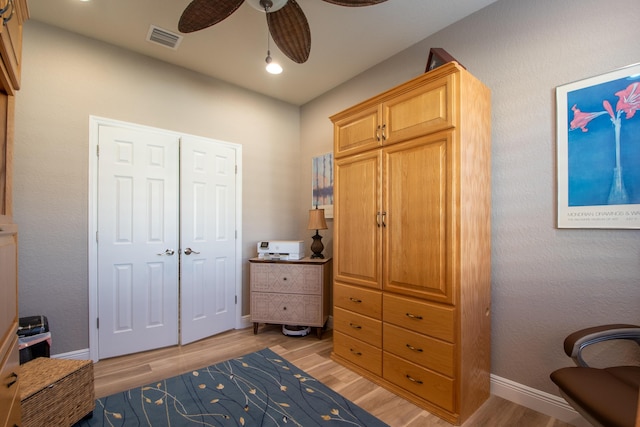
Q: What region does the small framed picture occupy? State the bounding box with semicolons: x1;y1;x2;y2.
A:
312;152;334;219
425;48;464;72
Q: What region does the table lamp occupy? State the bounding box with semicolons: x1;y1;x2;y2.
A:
307;207;328;259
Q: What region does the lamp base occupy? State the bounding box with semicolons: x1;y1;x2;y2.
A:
310;231;324;259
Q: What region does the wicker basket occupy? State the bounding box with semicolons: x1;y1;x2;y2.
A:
20;358;95;427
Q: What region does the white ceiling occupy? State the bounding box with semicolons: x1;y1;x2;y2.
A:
27;0;498;105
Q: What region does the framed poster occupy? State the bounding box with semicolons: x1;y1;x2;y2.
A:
556;63;640;228
312;152;333;219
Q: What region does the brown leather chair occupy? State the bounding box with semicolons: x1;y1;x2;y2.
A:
550;324;640;427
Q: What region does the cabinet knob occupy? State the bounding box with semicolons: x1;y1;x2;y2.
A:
406;344;423;353
405;374;423;385
7;372;17;388
0;0;14;25
405;312;423;320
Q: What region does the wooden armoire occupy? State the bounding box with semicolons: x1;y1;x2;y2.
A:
0;1;28;425
330;62;491;425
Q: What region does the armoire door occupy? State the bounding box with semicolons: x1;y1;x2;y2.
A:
334;150;382;290
97;125;180;359
383;133;452;304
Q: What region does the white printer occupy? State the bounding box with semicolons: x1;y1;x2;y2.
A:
257;240;305;260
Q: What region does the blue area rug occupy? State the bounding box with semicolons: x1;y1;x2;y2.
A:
74;348;388;426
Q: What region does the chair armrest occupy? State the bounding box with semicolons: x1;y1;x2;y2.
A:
564;324;640;367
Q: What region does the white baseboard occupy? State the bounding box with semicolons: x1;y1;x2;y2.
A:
490;374;589;427
239;314;252;329
52;348;91;360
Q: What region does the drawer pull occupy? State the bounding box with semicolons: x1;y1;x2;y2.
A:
405;312;423;320
349;297;362;303
349;348;362;356
7;372;18;388
405;374;423;385
349;323;362;330
406;344;423;353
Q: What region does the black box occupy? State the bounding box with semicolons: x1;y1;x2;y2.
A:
18;315;49;337
18;315;51;364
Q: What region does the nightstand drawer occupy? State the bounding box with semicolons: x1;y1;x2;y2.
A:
334;307;382;347
251;292;323;326
251;263;322;294
334;331;382;376
334;282;382;319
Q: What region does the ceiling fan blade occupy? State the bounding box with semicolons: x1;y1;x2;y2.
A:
267;0;311;64
178;0;244;33
320;0;388;6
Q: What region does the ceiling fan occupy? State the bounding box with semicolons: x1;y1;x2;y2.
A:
178;0;388;64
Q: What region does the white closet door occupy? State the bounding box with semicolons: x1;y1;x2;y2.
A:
180;135;237;344
97;125;179;359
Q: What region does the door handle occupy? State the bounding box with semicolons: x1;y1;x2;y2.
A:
184;248;200;255
157;249;175;256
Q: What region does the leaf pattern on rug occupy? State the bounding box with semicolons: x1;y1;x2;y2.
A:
75;348;388;427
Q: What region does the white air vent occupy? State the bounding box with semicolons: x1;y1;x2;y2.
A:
146;25;182;50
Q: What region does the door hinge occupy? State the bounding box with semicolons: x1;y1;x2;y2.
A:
235;165;237;174
235;295;237;304
96;318;99;329
96;145;99;157
96;230;98;243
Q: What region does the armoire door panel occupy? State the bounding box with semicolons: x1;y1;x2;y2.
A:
383;133;452;303
383;74;454;145
333;104;381;158
334;150;382;289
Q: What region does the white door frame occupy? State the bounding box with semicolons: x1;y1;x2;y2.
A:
88;116;243;362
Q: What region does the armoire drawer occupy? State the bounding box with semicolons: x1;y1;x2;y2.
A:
250;263;323;294
383;352;454;412
333;331;382;376
334;307;382;347
383;294;454;343
334;282;382;319
383;323;454;377
0;335;20;427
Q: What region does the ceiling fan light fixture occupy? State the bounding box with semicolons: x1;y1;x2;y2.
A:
248;0;288;13
265;50;283;74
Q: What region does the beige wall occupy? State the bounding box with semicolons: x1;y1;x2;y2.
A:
14;0;640;408
300;0;640;397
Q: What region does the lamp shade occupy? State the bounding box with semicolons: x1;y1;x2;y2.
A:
307;208;328;230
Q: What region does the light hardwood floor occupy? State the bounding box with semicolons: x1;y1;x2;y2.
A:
91;325;574;427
